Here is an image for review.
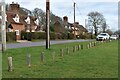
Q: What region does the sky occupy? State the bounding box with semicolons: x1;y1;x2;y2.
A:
5;0;119;32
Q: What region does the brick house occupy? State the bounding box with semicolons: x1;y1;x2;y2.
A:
54;16;88;36
6;2;39;40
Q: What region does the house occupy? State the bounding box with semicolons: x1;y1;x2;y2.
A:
54;16;88;36
6;2;39;40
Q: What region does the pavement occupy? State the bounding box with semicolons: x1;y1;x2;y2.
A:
6;39;94;49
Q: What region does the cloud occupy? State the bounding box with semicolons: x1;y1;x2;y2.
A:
5;0;118;31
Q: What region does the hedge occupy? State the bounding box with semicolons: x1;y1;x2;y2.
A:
21;31;75;40
6;32;16;42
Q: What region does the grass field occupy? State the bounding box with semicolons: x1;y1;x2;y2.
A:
2;40;118;78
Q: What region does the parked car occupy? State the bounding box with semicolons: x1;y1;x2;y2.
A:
96;33;110;41
110;35;118;40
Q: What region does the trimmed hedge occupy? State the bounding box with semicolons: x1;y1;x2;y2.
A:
76;33;93;39
6;32;16;42
21;31;75;40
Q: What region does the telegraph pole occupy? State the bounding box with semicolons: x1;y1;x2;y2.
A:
46;0;50;49
73;2;76;39
0;0;6;51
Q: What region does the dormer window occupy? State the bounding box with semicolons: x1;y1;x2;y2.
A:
34;18;39;25
25;16;30;24
13;14;20;23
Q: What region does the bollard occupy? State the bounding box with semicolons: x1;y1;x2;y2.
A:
87;44;89;49
60;49;64;57
94;42;96;46
67;47;69;54
74;46;76;52
73;46;75;52
41;52;44;62
52;52;55;62
73;46;76;52
81;44;83;50
89;43;91;48
77;45;80;51
92;42;94;47
27;54;31;67
8;57;13;72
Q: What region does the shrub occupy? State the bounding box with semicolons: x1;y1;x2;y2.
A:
68;33;74;39
21;31;57;40
6;32;16;42
77;33;92;39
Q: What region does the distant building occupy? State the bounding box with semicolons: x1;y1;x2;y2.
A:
54;16;88;36
6;2;40;40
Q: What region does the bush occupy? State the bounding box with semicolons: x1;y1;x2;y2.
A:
21;31;75;40
21;31;57;40
6;32;16;42
77;33;92;39
68;33;74;39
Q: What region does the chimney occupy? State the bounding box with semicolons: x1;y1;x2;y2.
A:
63;16;68;22
75;22;79;25
10;2;20;14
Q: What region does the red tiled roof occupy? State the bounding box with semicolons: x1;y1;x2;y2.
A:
6;11;37;26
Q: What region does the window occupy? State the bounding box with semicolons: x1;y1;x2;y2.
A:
13;14;20;23
25;17;30;24
15;30;19;35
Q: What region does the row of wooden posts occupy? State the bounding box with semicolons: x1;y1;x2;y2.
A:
7;40;111;72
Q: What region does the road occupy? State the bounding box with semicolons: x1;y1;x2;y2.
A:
6;39;94;49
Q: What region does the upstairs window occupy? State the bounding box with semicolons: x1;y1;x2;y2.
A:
13;14;20;23
34;18;39;25
25;16;30;24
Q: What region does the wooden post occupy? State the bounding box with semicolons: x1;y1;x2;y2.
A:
77;45;80;51
92;42;93;47
60;49;64;57
52;52;55;62
73;46;76;52
67;47;69;54
95;42;96;46
81;44;83;50
87;44;89;49
46;0;50;49
73;46;75;52
1;1;6;51
27;54;31;67
41;52;44;62
8;57;12;72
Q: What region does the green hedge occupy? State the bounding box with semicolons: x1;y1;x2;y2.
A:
76;33;93;39
6;32;16;42
21;31;75;40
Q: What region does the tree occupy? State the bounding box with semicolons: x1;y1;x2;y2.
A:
114;29;120;35
106;29;113;36
32;8;46;26
101;21;108;33
87;11;106;36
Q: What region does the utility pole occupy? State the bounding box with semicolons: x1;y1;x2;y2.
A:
0;0;6;51
73;2;76;39
46;0;50;49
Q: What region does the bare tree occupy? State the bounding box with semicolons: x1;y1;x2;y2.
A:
106;29;113;36
33;8;45;23
87;11;106;36
101;21;108;33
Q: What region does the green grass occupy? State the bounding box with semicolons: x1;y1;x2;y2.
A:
2;41;118;78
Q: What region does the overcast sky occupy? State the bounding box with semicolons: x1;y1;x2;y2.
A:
5;0;119;32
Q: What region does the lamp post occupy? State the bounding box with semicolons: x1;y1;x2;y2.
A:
46;0;50;49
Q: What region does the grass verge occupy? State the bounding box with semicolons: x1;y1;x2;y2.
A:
2;40;118;78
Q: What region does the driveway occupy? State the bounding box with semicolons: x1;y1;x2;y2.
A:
6;39;94;49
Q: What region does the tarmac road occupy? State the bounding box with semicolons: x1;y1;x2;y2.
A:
6;39;94;49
